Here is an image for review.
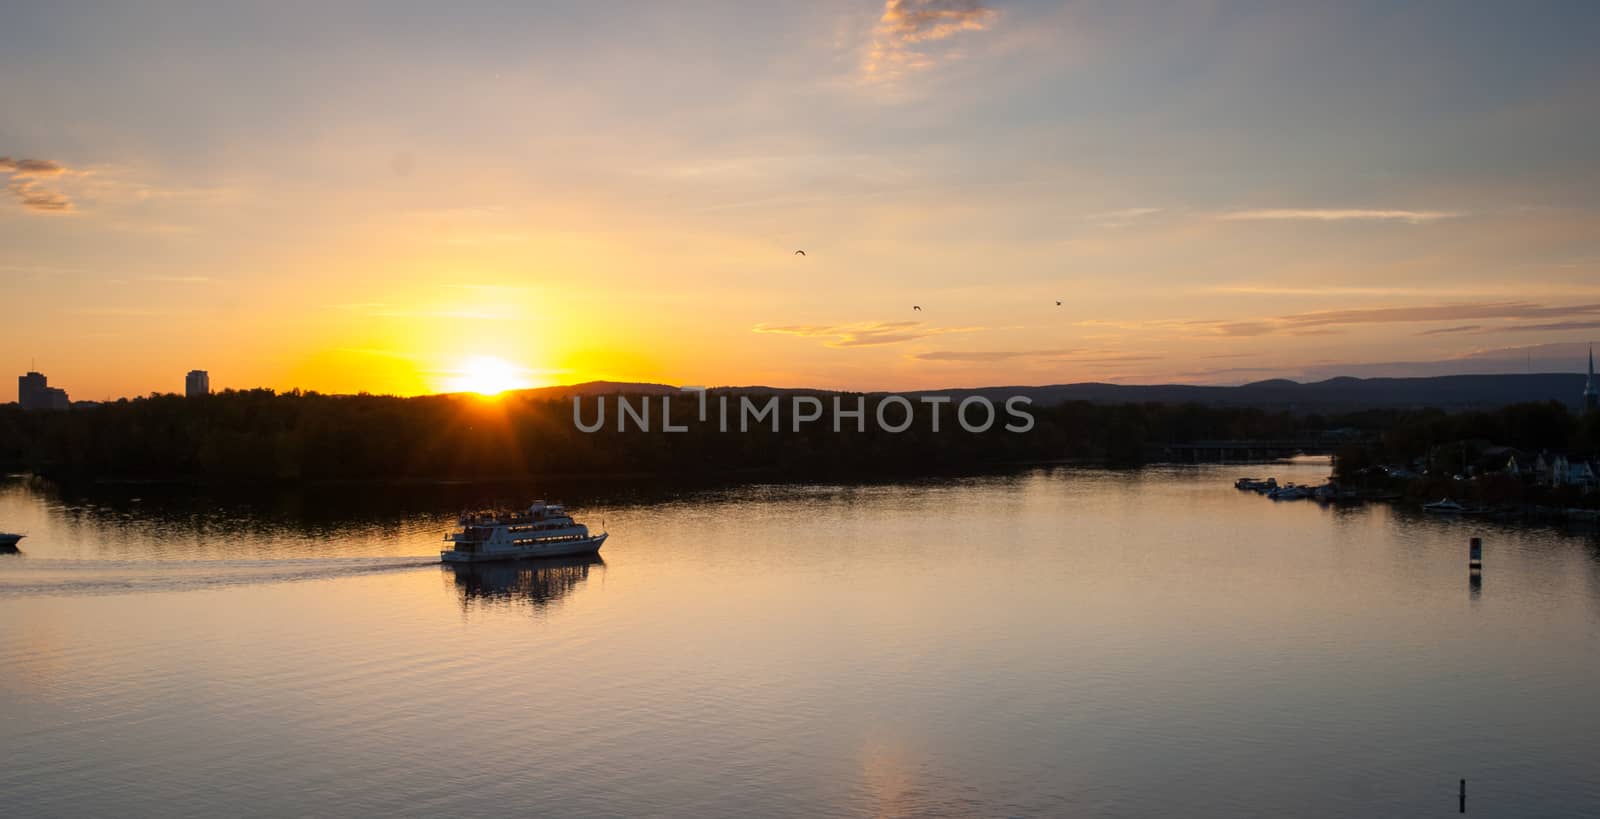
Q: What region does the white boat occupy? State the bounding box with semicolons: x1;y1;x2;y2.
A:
1422;499;1464;513
0;533;23;548
441;501;607;563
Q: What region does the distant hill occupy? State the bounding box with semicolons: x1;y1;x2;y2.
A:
510;374;1590;412
507;381;681;400
908;374;1590;412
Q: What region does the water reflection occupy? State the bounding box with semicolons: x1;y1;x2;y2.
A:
445;555;604;611
7;465;1600;816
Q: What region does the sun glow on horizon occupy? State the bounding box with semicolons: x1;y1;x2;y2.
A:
445;355;534;396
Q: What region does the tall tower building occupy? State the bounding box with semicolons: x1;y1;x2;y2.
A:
1584;344;1597;414
186;370;211;398
18;371;47;408
17;370;69;410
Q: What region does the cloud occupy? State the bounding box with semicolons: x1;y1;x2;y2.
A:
862;0;997;84
1494;319;1600;333
1219;208;1459;224
6;181;72;211
911;349;1157;365
142;275;215;283
1091;207;1163;220
1088;207;1164;227
1210;284;1480;297
1180;301;1600;339
754;320;979;348
1174;366;1286;379
1279;302;1600;328
0;156;75;213
1209;321;1277;337
914;349;1072;362
0;157;65;175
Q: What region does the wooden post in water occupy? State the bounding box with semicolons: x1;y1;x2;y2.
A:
1469;537;1483;571
1459;778;1466;813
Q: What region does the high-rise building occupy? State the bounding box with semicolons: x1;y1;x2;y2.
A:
17;370;69;410
186;369;211;398
1584;344;1597;415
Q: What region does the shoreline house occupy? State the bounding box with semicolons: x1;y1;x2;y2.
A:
1548;454;1598;491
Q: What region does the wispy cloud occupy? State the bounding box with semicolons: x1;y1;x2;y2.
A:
913;349;1075;362
754;320;979;348
1418;324;1482;335
1181;301;1600;339
1174;366;1286;380
1;156;75;213
912;348;1157;365
0;158;64;175
1279;302;1600;328
862;0;998;84
1091;207;1163;220
1210;284;1483;297
1208;321;1276;337
69;306;168;317
1494;319;1600;333
142;275;215;284
1219;208;1459;224
1087;207;1164;228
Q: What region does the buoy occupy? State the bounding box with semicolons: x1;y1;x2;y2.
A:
1469;537;1483;571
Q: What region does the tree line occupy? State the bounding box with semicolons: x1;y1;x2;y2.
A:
1;388;1333;482
4;390;1592;483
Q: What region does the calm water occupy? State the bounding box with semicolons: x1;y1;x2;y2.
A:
3;462;1599;817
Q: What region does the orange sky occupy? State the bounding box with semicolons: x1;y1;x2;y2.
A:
4;2;1600;399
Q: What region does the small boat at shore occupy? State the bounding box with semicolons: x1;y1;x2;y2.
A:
1236;477;1278;493
1422;499;1492;515
0;533;24;548
441;502;607;563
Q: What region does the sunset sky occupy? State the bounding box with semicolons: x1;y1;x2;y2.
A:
4;1;1600;399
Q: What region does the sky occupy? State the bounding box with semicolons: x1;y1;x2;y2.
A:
4;0;1600;399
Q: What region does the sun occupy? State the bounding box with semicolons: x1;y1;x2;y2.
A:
447;355;530;396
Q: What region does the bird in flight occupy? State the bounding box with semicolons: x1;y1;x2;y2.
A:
794;250;805;256
1055;300;1062;306
912;305;922;312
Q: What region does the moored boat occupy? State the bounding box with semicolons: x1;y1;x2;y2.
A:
0;532;24;548
441;502;607;563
